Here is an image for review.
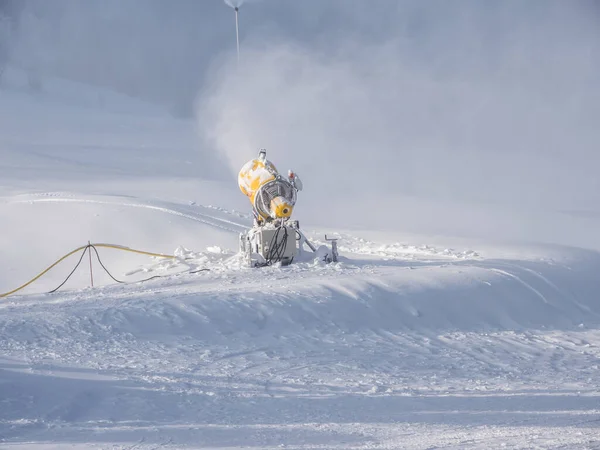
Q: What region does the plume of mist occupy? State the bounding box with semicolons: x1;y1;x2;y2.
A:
195;1;600;239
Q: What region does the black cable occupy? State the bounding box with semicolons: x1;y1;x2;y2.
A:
263;227;277;266
89;244;126;284
48;244;211;294
48;246;90;293
91;244;210;283
277;227;288;263
262;225;290;266
266;227;280;265
268;227;282;263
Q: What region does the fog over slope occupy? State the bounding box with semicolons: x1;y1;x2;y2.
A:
5;0;600;246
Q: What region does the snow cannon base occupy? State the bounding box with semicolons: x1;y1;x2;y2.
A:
239;220;338;268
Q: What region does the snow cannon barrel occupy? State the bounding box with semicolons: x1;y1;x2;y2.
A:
269;196;292;219
238;151;297;222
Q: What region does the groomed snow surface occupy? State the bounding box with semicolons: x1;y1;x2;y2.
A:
1;69;600;449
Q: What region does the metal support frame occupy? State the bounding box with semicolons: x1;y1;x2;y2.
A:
324;235;339;262
239;219;340;267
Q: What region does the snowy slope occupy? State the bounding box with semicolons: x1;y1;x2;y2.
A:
1;69;600;449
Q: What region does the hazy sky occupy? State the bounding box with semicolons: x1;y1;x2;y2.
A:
6;0;600;241
9;1;597;108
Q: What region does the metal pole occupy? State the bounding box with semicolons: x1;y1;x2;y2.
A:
88;241;94;287
235;6;240;66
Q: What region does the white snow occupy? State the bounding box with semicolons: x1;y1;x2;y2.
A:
1;67;600;449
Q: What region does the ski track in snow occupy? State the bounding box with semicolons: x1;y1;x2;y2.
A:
0;216;600;449
11;193;250;234
2;74;600;449
2;286;600;449
3;198;600;450
2;201;600;449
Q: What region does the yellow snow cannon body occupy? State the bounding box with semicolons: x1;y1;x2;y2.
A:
238;150;300;224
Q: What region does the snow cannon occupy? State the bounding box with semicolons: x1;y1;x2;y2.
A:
238;149;301;225
238;149;338;267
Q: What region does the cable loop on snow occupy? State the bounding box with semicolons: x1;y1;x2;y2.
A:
0;243;178;299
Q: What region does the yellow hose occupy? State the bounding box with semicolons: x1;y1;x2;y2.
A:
0;243;175;298
92;243;175;260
